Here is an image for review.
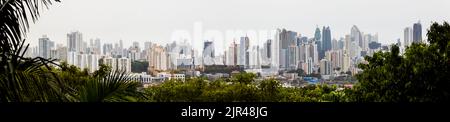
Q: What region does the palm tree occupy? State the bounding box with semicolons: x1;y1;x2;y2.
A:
0;0;145;102
0;0;65;102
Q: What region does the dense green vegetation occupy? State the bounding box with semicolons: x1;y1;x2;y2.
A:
0;0;145;102
144;73;349;102
352;22;450;102
131;61;149;73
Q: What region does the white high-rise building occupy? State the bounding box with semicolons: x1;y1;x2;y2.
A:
226;41;238;66
87;54;99;73
272;29;280;69
38;35;53;59
320;59;331;75
67;31;83;52
239;37;249;67
306;57;313;74
325;50;340;72
404;27;413;48
351;25;363;49
363;34;371;51
56;45;67;62
298;44;306;64
148;44;168;71
117;57;131;73
103;43;113;56
103;56;131;73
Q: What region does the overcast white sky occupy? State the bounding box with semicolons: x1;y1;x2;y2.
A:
26;0;450;53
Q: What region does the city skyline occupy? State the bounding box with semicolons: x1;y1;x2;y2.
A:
25;0;450;53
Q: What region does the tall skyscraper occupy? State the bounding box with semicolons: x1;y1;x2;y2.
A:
277;29;297;69
351;25;363;48
314;27;321;42
413;21;422;43
320;59;331;75
38;35;53;59
314;27;322;60
203;40;215;65
239;36;249;67
404;27;413;47
103;43;113;56
94;38;101;54
338;38;344;50
322;26;332;59
144;42;152;51
103;56;131;73
227;40;238;66
265;39;272;59
56;45;67;62
67;31;83;52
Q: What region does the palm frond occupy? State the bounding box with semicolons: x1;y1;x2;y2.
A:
76;71;145;102
0;0;61;102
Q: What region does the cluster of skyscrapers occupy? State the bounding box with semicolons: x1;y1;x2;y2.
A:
26;21;422;79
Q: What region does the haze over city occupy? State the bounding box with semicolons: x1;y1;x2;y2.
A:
26;0;450;53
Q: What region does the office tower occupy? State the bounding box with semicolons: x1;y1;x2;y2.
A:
265;39;272;59
203;41;215;58
337;38;344;50
81;41;87;53
227;40;238;66
203;40;215;65
117;57;131;73
413;21;422;43
313;42;319;65
332;39;338;50
320;59;331;75
103;43;113;56
404;27;413;47
87;54;99;73
363;34;372;51
287;31;297;69
306;57;313;74
132;41;140;51
119;40;123;51
314;27;321;43
38;35;53;59
314;27;322;59
129;41;141;61
148;44;168;72
322;26;332;58
298;43;306;64
239;36;249;67
288;45;297;69
67;31;83;52
103;56;131;73
351;25;363;48
373;33;379;43
56;46;67;62
89;38;101;54
271;29;281;69
280;49;287;69
326;50;343;72
144;42;152;51
277;29;297;69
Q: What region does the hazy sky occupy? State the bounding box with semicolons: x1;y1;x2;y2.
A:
27;0;450;53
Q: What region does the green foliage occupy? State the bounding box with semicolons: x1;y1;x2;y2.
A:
93;63;112;78
231;72;256;84
0;0;63;102
76;71;145;102
144;73;347;102
287;69;305;77
131;61;148;73
354;22;450;102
